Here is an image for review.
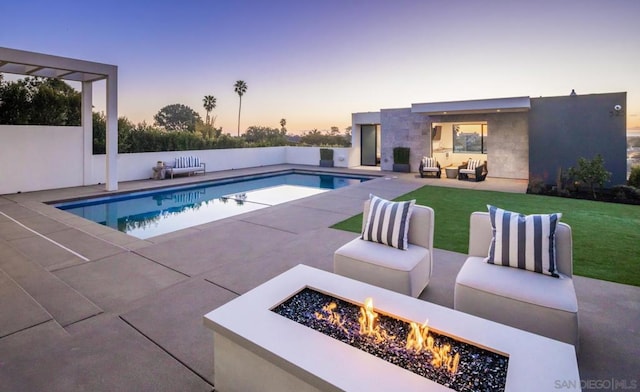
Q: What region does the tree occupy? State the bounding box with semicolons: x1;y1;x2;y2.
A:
0;76;80;125
234;80;247;137
243;125;288;146
280;118;286;132
344;126;352;145
30;78;81;125
567;154;612;199
203;95;216;126
153;103;201;132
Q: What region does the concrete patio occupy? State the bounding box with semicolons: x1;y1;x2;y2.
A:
0;165;638;391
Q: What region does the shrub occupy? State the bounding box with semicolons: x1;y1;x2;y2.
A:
612;185;640;201
320;148;334;161
628;165;640;188
393;147;410;164
527;176;546;194
567;154;612;199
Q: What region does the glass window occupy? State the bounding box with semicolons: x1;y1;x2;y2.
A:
453;123;487;153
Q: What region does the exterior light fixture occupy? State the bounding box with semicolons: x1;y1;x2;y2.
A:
610;104;624;117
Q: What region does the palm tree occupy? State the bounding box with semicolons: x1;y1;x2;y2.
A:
203;95;216;126
280;118;286;132
234;80;247;136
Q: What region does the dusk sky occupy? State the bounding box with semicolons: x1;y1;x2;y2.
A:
1;0;639;134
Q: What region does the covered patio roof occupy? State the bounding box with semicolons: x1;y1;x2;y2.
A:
0;47;118;191
412;96;531;115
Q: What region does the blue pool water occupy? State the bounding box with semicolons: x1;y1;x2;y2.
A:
54;171;373;239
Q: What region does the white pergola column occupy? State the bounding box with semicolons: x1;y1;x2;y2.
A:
82;81;93;186
0;47;120;192
105;72;118;191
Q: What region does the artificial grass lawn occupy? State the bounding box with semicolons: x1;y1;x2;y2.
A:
331;186;640;287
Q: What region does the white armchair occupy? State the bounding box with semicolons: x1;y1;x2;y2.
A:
333;199;434;297
454;212;579;350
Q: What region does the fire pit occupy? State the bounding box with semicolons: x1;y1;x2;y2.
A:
203;265;580;392
272;288;508;391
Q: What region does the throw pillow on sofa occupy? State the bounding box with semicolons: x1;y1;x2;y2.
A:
361;194;415;250
486;204;562;277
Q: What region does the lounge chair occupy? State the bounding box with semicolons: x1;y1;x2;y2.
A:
333;196;434;297
458;159;487;181
419;157;441;178
454;210;579;350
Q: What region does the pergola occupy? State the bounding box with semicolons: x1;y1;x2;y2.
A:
0;47;118;191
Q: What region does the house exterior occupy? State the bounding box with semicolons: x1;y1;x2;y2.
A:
352;92;627;186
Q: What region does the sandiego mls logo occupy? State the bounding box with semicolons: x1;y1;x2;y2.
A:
555;379;637;390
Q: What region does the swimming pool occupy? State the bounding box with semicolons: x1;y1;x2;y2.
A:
54;171;374;239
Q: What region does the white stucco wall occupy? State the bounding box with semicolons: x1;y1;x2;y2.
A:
0;125;85;194
0;124;354;194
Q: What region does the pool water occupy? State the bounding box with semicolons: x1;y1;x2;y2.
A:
55;171;372;239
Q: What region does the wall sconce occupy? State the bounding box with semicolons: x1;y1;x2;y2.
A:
609;104;624;117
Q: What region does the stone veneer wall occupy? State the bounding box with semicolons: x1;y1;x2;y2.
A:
381;109;529;179
434;112;528;179
380;108;431;171
486;112;529;179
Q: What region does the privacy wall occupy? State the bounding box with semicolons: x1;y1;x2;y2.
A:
528;92;627;186
0;124;352;195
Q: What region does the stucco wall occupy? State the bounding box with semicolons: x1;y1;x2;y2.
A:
88;146;351;186
0;125;85;194
529;92;627;186
0;124;353;195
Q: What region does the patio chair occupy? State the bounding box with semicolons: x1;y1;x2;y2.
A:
333;196;434;297
454;210;579;350
419;156;441;178
458;159;487;181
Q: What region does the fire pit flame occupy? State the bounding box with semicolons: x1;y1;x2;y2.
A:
406;319;430;352
406;319;460;374
314;297;459;374
315;297;460;374
280;288;508;391
314;302;348;335
358;297;395;343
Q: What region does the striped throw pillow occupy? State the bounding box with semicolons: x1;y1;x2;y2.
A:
467;159;480;171
422;157;437;168
486;205;561;277
362;195;415;250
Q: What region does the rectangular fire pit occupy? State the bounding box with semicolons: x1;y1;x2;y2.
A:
203;265;580;392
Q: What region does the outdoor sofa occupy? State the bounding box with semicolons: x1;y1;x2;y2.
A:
164;156;206;179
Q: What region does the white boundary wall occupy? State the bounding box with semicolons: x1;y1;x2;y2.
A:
0;125;85;194
0;125;353;194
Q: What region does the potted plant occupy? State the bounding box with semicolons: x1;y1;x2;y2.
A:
392;147;411;172
319;148;334;167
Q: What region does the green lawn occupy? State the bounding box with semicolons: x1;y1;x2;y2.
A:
331;186;640;287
